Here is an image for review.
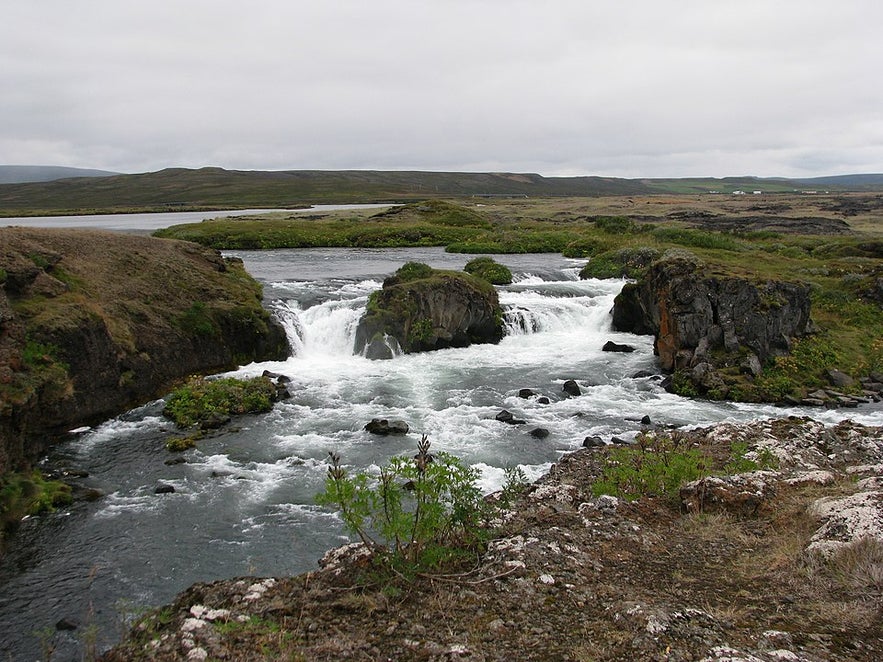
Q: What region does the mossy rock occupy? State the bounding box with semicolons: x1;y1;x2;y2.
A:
355;265;503;356
463;257;513;285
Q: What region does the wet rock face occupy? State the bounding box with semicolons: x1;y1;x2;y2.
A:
612;252;813;372
354;270;503;356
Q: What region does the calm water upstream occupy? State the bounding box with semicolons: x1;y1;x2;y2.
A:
0;204;395;232
1;246;881;660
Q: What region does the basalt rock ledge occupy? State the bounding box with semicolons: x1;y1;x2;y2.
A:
611;250;814;396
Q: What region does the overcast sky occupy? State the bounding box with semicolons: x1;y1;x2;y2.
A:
2;1;881;178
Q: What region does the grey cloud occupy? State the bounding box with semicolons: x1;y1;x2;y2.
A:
1;1;881;177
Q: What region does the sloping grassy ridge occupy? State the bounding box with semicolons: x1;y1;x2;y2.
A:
0;228;290;476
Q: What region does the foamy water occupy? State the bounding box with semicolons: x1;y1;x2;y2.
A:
1;247;880;660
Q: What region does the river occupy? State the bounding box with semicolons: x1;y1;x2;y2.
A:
1;246;881;661
0;204;395;232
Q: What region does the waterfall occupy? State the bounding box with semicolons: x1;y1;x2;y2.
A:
500;287;617;336
272;298;364;357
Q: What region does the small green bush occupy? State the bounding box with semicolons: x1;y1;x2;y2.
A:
463;256;513;285
652;228;744;252
163;376;277;428
395;261;434;282
594;216;635;234
316;436;490;572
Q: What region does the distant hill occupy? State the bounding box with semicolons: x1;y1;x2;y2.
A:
0;165;119;185
0;167;880;214
789;174;883;190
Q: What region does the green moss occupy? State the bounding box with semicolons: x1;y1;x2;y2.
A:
174;301;217;337
463;257;513;285
579;247;661;279
594;216;636;234
1;470;72;531
163;376;277;428
165;434;200;452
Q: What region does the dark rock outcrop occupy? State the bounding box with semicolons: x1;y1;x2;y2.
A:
353;264;503;356
364;418;409;435
0;228;290;474
562;380;582;397
612;250;813;395
602;340;636;353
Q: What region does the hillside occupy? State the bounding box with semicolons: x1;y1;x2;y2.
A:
3;167;881;215
0;228;289;475
0;165;118;185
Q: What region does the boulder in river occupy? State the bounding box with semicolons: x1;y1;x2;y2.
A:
353;262;504;357
364;419;410;435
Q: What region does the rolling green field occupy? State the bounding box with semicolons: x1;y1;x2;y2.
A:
2;167;880;216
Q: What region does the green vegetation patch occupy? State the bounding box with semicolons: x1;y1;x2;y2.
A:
592;432;779;503
316;436;525;575
1;470;72;532
579;246;661;279
163;375;277;428
463;256;513;285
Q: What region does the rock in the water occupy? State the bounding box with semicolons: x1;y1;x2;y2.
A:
632;370;656;379
602;340;636;353
641;415;652;425
518;388;537;399
583;436;605;448
364;418;409;435
353;264;503;357
537;396;551;405
495;410;526;425
611;250;813;397
155;483;176;494
562;380;582;397
529;428;550;439
56;618;79;631
199;411;231;430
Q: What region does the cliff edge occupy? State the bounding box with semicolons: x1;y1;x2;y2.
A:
0;228;289;473
611;250;814;399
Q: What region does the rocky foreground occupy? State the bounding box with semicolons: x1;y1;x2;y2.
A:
105;417;883;661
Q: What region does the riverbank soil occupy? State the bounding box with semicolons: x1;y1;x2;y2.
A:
104;418;883;661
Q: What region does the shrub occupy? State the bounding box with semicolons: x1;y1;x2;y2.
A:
463;257;512;285
163;376;277;428
394;261;434;283
594;216;635;234
652;227;744;251
316;436;489;571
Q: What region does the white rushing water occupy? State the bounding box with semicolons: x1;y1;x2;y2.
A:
1;247;880;660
